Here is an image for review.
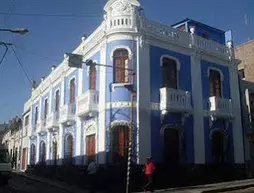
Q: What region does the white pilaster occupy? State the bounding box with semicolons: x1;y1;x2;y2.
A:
60;77;65;107
27;139;31;165
36;135;40;163
75;118;82;163
137;37;151;164
46;132;51;161
59;125;64;160
191;52;205;164
229;54;244;163
98;42;107;164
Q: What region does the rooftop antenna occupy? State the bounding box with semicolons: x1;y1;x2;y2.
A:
244;13;251;41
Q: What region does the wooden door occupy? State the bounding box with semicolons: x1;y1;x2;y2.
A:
86;135;96;161
22;148;27;170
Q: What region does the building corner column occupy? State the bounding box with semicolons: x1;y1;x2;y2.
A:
191;51;205;164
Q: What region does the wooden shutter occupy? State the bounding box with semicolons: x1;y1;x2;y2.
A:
209;70;221;97
69;79;75;104
89;66;96;90
162;58;177;89
55;90;60;112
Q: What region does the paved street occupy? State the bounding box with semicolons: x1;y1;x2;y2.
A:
222;187;254;193
0;174;70;193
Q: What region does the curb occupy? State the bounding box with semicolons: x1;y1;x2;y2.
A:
201;184;254;193
12;172;81;193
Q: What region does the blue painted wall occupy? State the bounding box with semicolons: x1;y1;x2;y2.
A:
83;52;101;93
149;45;192;103
201;60;231;110
187;21;226;45
149;45;194;163
106;40;137;103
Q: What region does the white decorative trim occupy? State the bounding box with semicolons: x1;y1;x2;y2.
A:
68;76;76;89
53;88;60;99
110;120;131;128
84;121;97;136
150;102;160;111
160;55;181;70
111;82;132;91
207;67;224;81
160;124;183;136
106;101;137;109
110;45;132;61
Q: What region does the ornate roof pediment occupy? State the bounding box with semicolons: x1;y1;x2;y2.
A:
104;0;140;16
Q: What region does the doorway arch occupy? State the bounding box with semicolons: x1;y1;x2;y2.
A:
111;124;130;163
39;141;46;163
30;143;36;165
64;134;74;163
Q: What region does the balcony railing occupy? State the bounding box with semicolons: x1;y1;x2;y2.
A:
160;87;192;113
208;96;233;119
37;120;47;133
46;112;60;129
59;104;76;124
77;90;99;118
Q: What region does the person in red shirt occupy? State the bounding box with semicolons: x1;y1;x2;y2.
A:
143;157;155;192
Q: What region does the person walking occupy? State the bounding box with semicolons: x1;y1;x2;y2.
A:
143;157;156;192
87;159;98;193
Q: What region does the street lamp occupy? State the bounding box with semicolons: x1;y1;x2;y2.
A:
0;28;29;35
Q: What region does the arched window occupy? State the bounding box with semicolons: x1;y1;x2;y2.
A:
209;69;222;97
44;99;48;119
162;58;178;89
64;135;73;160
113;49;129;83
34;106;38;125
39;141;46;163
69;78;75;104
89;65;96;90
111;125;129;163
55;90;60;112
30;144;36;165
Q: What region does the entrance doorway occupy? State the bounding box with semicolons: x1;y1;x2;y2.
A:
22;148;27;170
86;134;96;162
211;131;226;163
163;128;182;165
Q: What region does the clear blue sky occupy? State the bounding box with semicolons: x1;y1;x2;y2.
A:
0;0;253;123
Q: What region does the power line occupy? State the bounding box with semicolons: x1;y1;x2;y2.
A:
0;12;101;19
14;45;60;63
11;46;33;86
0;43;9;68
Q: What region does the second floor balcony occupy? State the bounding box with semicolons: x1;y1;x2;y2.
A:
208;96;233;119
77;90;99;118
59;104;76;125
160;87;192;114
46;112;60;131
37;120;47;134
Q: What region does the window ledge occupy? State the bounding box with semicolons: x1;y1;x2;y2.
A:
111;83;132;91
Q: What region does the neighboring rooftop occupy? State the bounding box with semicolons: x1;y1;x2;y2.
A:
171;18;225;33
235;39;254;49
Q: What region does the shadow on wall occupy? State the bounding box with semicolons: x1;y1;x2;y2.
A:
26;152;247;192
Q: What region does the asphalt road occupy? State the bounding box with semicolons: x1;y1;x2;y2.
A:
0;174;70;193
222;187;254;193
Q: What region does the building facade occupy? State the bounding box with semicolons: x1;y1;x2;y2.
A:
23;0;244;168
2;117;23;170
236;39;254;174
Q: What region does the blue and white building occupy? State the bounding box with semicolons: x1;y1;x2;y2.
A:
23;0;244;168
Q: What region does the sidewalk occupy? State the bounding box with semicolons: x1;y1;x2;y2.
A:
12;170;85;193
13;170;254;193
134;179;254;193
